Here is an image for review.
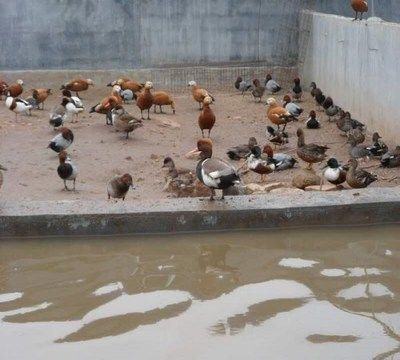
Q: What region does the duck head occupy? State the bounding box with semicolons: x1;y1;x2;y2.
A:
120;173;134;189
17;79;24;86
61;97;70;107
266;97;277;107
325;158;340;169
144;81;153;90
310;82;317;89
203;96;213;106
86;79;94;86
187;80;197;87
61;89;72;98
58;150;68;164
282;94;291;105
265;74;272;81
294;77;301;85
162;157;175;170
347;158;358;169
248;137;258;147
262;145;274;158
309;110;316;118
61;127;74;141
236;76;243;82
186;139;213;160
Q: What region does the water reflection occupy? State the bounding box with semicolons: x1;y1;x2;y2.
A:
0;225;399;359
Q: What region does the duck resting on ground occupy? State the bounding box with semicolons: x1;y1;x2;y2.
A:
346;158;377;189
380;146;400;168
282;94;303;117
246;145;276;182
226;137;258;160
262;145;296;171
322;158;347;187
367;132;388;157
186;138;241;200
266;125;289;147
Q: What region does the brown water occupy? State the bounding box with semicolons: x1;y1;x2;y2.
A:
0;225;399;360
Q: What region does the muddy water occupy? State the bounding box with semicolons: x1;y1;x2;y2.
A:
0;225;399;360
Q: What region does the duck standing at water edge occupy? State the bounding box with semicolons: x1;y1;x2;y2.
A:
187;139;241;200
107;174;134;201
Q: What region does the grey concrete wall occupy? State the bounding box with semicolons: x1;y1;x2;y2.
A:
300;11;400;145
0;0;303;70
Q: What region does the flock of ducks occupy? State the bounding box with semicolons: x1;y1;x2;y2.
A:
0;69;399;201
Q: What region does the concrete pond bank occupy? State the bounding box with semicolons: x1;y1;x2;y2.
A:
1;188;399;238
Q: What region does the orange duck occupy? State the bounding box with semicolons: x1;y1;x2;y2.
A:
266;97;298;131
137;81;154;120
153;91;176;114
5;79;24;98
188;81;215;110
60;78;93;98
89;93;120;115
351;0;368;20
32;88;52;109
108;78;144;93
198;96;216;138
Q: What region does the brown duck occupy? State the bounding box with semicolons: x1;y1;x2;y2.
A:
107;173;134;200
296;128;329;169
346;158;377;188
137;81;154;120
198;96;216;138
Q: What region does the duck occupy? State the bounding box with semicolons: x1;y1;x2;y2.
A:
60;78;93;98
120;89;136;103
235;76;252;95
0;164;7;190
162;157;195;193
107;173;134;200
188;81;215;110
310;82;325;111
48;127;74;153
367;132;388;157
137;81;154;120
153;91;176;114
292;77;302;101
89;95;119;117
266;97;298;131
0;80;9;99
49;100;67;130
347;134;371;160
306;110;320;129
61;89;84;109
251;79;265;102
5;95;33;120
5;79;24;98
107;78;144;93
296;128;329;169
346;158;377;188
226;137;258;160
63;97;84;122
32;88;51;110
381;146;400;168
264;74;281;94
282;94;303;117
187;138;241;200
324;97;340;121
198;96;216;138
57;151;77;191
336;111;364;134
351;0;368;20
266;125;289;147
246;145;276;182
322;158;347;186
162;157;194;180
109;105;143;139
347;127;365;145
262;145;296;171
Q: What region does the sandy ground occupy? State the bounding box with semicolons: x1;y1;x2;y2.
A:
0;85;399;203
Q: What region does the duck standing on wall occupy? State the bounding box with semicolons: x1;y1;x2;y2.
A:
57;151;77;191
351;0;368;20
346;158;377;188
61;78;93;98
187;139;241;200
198;96;216;138
107;173;134;201
296;128;329;169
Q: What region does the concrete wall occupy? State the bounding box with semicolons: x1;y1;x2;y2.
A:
0;0;303;70
300;11;400;145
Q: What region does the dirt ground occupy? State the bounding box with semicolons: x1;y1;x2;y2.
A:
0;84;399;203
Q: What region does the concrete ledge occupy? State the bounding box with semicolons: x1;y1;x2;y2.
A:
1;188;399;238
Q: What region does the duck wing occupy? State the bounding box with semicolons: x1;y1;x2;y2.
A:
203;158;238;179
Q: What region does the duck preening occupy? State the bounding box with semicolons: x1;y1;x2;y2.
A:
262;145;296;171
226;137;258;160
246;145;276;182
49;100;67;129
266;125;289;147
61;89;84;109
296;128;329;169
57;151;77;191
107;173;134;200
48;127;74;153
187;138;241;200
346;158;377;188
188;81;215;110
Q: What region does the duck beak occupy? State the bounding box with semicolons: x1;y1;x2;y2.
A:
0;165;7;171
185;148;201;159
